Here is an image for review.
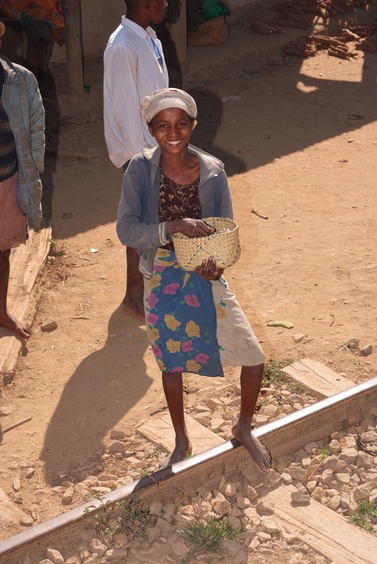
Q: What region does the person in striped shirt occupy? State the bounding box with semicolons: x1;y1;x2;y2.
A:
104;0;169;319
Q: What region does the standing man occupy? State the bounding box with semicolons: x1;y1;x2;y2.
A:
0;21;45;338
104;0;169;319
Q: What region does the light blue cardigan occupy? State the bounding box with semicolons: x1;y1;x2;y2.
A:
116;144;233;278
1;55;45;230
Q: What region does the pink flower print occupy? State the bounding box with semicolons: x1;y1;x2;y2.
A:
163;283;180;295
148;293;159;308
182;340;194;352
195;353;209;364
151;344;162;358
184;294;200;307
171;366;184;373
155;266;165;272
147;313;159;325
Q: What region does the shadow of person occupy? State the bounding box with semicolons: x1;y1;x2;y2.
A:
187;86;247;176
41;307;153;485
41;86;60;226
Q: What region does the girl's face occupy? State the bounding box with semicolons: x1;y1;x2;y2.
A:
148;108;195;155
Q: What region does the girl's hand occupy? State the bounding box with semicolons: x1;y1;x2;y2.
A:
194;257;224;281
168;218;215;238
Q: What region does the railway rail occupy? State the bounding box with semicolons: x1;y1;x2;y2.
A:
1;376;377;563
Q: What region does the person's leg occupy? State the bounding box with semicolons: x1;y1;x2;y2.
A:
0;249;32;338
162;371;192;465
121;247;145;319
232;364;271;472
25;22;55;97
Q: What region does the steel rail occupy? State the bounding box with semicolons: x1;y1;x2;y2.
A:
1;376;376;562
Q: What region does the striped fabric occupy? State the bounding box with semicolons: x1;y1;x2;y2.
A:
0;75;17;182
103;17;169;168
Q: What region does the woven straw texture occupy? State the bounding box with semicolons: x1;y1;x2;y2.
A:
171;217;241;271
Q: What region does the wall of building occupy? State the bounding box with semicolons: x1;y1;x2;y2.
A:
52;0;254;62
0;0;254;63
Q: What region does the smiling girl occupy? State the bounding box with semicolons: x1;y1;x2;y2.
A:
116;88;271;472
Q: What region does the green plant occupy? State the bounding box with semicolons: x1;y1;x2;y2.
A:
180;516;238;562
262;358;312;396
263;358;291;387
49;239;67;257
350;501;377;536
115;495;152;539
84;492;113;535
170;505;179;526
84;493;153;539
319;448;330;460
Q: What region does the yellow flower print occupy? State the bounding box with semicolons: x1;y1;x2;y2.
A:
156;359;166;371
148;274;161;289
149;328;160;342
185;320;200;339
167;339;181;353
165;314;181;331
186;359;201;373
215;304;227;320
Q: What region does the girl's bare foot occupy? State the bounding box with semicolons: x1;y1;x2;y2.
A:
232;423;271;472
159;438;192;469
0;312;32;338
121;298;145;320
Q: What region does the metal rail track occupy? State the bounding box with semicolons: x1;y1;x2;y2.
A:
1;376;377;563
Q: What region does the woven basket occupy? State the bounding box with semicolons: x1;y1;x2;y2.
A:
171;217;241;271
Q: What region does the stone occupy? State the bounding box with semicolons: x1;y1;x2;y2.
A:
339;447;358;465
45;548;65;564
261;517;281;534
224;482;237;497
109;429;125;440
323;456;347;473
246;485;258;501
13;478;21;492
20;515;34;527
256;500;275;516
291;486;310;505
326;494;341;511
41;318;58;332
359;344;372;357
89;539;107;557
353;484;370;502
107;440;126;454
62;486;74;505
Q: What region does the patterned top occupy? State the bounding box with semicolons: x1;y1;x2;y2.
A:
0;70;17;182
159;166;200;249
0;1;65;45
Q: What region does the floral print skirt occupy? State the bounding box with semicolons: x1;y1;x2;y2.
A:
144;249;265;376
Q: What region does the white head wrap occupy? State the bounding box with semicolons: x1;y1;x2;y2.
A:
140;88;197;124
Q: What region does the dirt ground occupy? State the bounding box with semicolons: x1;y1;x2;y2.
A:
1;0;377;545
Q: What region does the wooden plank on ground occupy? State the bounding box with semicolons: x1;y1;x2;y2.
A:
265;484;377;564
282;358;354;398
137;413;224;454
0;226;51;381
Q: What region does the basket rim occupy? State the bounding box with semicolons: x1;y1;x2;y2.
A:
171;217;238;241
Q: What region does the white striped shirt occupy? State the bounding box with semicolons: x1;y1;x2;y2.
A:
103;17;169;168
